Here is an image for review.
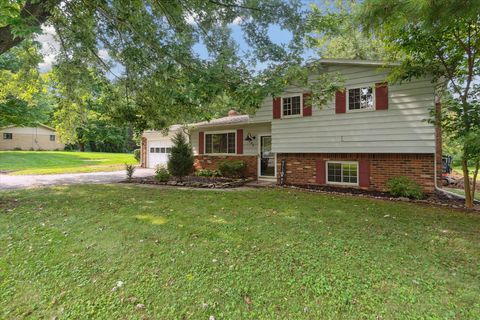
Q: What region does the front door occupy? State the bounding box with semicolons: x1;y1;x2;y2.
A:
259;135;275;177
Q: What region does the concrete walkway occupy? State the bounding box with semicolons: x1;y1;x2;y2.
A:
0;168;155;191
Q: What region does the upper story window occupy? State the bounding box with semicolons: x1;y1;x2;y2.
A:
3;133;12;140
348;87;374;111
205;132;235;154
282;95;301;117
50;135;55;141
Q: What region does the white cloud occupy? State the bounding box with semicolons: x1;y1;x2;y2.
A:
36;25;60;73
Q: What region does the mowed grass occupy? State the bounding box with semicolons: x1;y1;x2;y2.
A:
0;185;479;319
0;151;136;175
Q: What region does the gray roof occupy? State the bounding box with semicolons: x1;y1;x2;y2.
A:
316;58;400;67
192;114;250;128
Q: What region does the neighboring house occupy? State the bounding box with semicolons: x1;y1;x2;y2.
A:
141;59;441;193
0;124;65;151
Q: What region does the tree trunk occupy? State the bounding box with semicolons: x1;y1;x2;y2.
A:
471;160;479;203
79;142;85;152
0;1;57;54
462;158;473;208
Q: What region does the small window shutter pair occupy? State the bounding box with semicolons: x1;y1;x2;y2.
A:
198;130;243;154
315;159;370;187
272;92;312;118
335;83;388;114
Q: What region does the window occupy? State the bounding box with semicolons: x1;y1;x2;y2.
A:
205;132;235;154
3;133;12;140
348;87;374;111
327;161;358;185
155;147;160;153
282;95;301;117
50;135;55;141
166;147;172;153
150;147;155;153
160;147;166;153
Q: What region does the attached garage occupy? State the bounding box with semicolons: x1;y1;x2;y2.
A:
141;126;182;169
147;140;172;168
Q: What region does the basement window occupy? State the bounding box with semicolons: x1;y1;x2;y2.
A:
326;161;358;185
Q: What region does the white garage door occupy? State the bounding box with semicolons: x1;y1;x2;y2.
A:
148;141;172;168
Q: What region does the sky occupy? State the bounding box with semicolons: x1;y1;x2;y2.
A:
37;1;321;74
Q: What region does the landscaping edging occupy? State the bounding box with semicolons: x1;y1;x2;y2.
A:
126;176;254;189
281;184;480;212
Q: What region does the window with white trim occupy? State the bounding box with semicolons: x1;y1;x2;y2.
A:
3;133;12;140
282;95;301;116
327;161;358;185
205;132;235;154
348;87;374;111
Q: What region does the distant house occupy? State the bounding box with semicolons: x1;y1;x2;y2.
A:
0;124;65;151
141;59;441;193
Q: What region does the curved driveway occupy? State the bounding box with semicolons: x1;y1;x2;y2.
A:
0;168;154;191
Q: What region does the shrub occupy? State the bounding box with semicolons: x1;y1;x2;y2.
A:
125;164;136;181
13;147;22;151
218;160;247;178
195;169;221;177
386;176;424;199
133;149;141;162
167;132;194;179
155;165;170;182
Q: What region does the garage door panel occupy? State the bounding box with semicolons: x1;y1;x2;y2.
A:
148;141;172;168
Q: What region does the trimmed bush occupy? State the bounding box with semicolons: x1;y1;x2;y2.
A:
125;164;135;181
218;160;247;178
167;132;194;179
194;169;221;177
386;176;424;199
155;165;170;182
133;149;141;162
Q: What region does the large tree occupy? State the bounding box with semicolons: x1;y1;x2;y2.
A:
1;0;307;132
358;0;480;207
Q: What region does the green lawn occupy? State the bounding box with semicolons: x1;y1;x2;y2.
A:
1;185;479;319
445;187;480;201
0;151;137;175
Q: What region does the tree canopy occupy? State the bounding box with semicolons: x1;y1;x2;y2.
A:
357;0;480;207
1;0;307;132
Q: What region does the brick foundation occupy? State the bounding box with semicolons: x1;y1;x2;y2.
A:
276;153;436;193
194;155;258;178
140;137;147;168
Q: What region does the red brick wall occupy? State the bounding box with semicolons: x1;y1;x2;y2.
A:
276;153;436;193
141;137;147;168
194;155;258;178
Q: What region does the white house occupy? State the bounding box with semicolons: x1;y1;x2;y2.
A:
141;59;441;193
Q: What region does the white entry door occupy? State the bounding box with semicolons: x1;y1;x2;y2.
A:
148;141;172;168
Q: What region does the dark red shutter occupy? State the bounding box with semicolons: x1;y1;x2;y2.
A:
303;92;312;117
335;90;346;114
273;97;281;119
359;159;370;188
198;131;204;155
375;82;388;110
236;129;243;154
316;159;326;184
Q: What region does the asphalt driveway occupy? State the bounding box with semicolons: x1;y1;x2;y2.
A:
0;168;155;190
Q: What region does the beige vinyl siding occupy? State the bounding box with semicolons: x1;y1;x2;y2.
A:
190;123;270;156
251;65;435;154
0;126;65;151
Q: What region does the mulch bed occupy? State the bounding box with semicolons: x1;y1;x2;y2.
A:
281;183;480;212
126;175;253;189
